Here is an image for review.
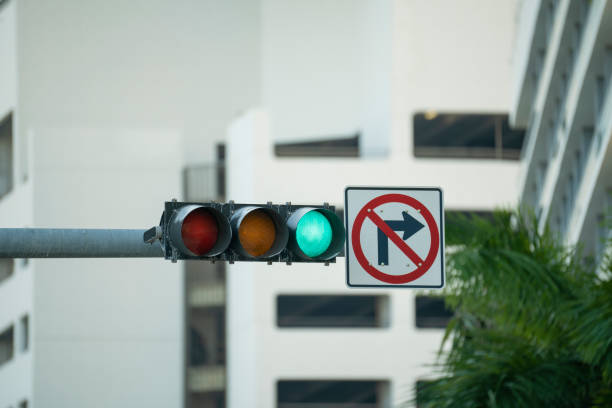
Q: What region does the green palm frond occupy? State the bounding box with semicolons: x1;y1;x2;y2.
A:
417;328;592;408
415;209;612;407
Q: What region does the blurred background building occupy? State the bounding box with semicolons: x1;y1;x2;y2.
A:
0;0;259;406
222;1;522;407
1;0;608;407
512;0;611;264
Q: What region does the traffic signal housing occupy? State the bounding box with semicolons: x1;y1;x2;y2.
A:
158;201;345;264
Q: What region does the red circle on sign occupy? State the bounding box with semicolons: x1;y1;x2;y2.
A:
351;194;440;284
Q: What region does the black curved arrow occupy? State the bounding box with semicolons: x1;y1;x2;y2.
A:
377;211;424;266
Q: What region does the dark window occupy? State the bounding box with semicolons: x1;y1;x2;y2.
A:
275;134;359;157
595;76;605;124
19;315;28;353
0;259;14;285
182;144;225;202
216;143;225;200
189;308;226;367
277;380;387;408
415;296;453;329
189;326;207;366
277;295;389;328
413;113;525;160
0;112;14;199
0;325;14;366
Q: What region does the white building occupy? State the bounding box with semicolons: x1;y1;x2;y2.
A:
224;1;523;407
512;0;611;262
1;0;531;407
0;0;258;407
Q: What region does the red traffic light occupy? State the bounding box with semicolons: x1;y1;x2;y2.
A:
181;208;219;255
168;204;231;257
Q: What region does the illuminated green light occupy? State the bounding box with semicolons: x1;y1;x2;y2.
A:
296;210;333;257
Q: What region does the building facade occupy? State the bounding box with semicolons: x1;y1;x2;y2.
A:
512;0;612;262
0;2;33;407
0;0;539;407
224;1;523;407
1;0;259;407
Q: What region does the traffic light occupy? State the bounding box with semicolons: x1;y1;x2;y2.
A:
157;201;345;264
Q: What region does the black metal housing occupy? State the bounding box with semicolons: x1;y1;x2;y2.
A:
160;201;345;263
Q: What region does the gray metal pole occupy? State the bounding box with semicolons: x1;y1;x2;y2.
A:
0;228;163;258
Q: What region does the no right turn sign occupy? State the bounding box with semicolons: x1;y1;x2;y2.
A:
344;186;444;288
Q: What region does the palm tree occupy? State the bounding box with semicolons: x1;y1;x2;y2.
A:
413;210;612;407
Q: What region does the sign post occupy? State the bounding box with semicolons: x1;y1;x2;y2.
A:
344;187;444;288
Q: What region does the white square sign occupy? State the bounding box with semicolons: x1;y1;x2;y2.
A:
344;186;444;288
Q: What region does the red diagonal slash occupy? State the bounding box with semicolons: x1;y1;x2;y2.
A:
366;210;424;266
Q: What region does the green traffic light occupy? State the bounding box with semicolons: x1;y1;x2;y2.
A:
296;210;333;257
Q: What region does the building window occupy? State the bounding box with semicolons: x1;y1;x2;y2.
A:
276;295;389;328
544;0;558;44
19;315;28;353
415;296;453;329
604;46;612;92
216;143;226;200
182;144;226;202
189;308;226;367
412;113;525;160
0;259;14;285
581;127;594;166
189;326;208;367
594;76;605;125
535;161;548;203
0;112;14;199
277;380;388;408
532;48;546;85
575;129;592;191
0;324;14;366
274;134;359;157
547;120;558;159
596;209;611;263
